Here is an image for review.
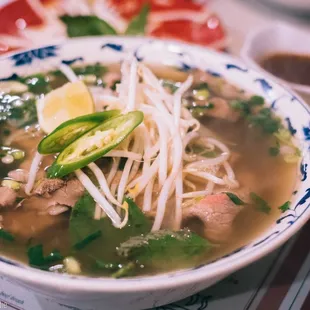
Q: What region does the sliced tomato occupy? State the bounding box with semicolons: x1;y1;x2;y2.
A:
150;15;226;46
107;0;203;20
0;0;44;35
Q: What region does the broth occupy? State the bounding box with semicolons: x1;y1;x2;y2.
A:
0;63;298;277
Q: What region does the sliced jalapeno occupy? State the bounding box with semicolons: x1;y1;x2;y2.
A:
47;111;144;178
38;110;120;155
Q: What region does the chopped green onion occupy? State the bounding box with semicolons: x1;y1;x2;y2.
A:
269;145;280;157
112;262;135;279
226;192;245;205
248;95;265;106
11;150;25;160
194;89;210;100
279;201;291;213
1;179;21;190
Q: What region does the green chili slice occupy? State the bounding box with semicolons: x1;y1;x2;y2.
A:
38;110;120;154
47;111;144;178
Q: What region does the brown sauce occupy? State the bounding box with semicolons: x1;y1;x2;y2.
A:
260;53;310;86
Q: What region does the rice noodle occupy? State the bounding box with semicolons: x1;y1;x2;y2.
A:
104;150;142;161
184;170;226;185
25;152;43;195
117;133;140;203
107;157;120;186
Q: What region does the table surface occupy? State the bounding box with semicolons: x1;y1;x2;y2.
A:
1;1;310;310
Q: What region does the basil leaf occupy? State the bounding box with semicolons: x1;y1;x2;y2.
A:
250;192;271;214
70;193;151;250
28;244;45;267
226;192;245;205
60;15;117;37
125;4;150;35
117;229;210;268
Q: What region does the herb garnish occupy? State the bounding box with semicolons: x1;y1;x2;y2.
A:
112;262;136;279
250;192;271;214
27;244;63;270
117;229;210;268
70;193;151;250
279;201;291;213
269;143;280;157
60;15;117;37
125;4;150;35
0;229;15;242
226;192;245;205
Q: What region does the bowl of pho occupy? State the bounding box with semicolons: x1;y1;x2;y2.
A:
0;37;309;310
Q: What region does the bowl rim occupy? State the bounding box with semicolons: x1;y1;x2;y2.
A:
0;36;309;293
240;22;310;95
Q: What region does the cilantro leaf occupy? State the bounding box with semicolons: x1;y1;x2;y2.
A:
60;15;117;37
250;192;271;214
279;201;291;213
248;108;281;134
248;95;265;106
226;192;245;205
125;4;150;35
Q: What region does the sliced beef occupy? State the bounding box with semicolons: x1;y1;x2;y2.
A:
21;179;85;214
183;193;243;242
8;169;29;183
0;187;17;208
33;178;65;196
50;179;84;207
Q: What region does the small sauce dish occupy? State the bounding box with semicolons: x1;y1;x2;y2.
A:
241;22;310;101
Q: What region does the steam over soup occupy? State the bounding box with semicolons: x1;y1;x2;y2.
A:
0;60;299;277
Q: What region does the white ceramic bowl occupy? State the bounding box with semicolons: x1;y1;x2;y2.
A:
241;22;310;101
0;37;310;310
